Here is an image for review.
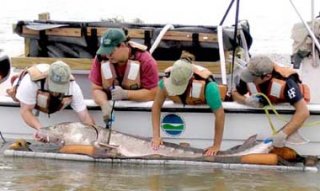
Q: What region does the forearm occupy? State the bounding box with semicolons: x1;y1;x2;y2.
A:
213;108;225;147
20;109;42;130
151;104;161;139
78;109;95;125
127;87;157;101
231;90;247;104
283;100;309;136
92;88;108;106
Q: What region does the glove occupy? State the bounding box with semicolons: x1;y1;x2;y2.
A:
111;86;128;100
244;95;263;108
271;131;288;147
101;102;112;123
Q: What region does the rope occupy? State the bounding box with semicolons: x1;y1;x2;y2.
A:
255;92;320;135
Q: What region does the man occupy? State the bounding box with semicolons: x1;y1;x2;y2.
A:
89;28;158;123
232;55;310;147
10;61;94;136
151;55;225;156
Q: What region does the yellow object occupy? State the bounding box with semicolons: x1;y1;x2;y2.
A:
240;153;278;165
9;139;31;151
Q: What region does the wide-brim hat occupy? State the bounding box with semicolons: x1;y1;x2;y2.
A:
48;61;71;94
165;59;193;96
240;56;274;82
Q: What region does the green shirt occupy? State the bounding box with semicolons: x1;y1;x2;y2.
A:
159;79;222;111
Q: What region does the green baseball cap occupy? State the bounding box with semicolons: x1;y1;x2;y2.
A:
96;28;126;55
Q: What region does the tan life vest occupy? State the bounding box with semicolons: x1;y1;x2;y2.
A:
35;91;72;114
7;64;73;114
246;65;310;103
101;60;141;90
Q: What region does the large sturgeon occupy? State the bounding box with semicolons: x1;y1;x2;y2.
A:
36;122;272;159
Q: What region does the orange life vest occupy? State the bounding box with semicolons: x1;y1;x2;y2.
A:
166;64;225;105
101;60;141;90
246;65;310;103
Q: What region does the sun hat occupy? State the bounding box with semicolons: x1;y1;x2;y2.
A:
165;59;193;96
240;56;274;82
96;28;126;55
48;61;71;94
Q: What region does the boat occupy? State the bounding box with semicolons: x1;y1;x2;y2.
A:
1;0;320;163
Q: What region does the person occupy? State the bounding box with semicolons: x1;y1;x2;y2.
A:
232;55;310;147
8;61;94;137
0;51;11;83
89;28;159;123
151;53;225;156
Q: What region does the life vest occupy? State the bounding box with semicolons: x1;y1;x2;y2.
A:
246;65;310;103
101;60;141;90
6;64;73;114
166;64;226;105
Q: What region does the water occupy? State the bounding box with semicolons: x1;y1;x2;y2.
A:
1;0;320;190
1;154;320;191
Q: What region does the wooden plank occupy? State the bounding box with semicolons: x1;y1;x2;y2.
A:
21;26;217;42
11;57;93;70
86;27;147;39
11;57;230;74
22;26;82;37
162;31;218;42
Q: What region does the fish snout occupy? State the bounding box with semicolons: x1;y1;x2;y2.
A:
9;139;32;151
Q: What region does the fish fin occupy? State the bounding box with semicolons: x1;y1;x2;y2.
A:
219;134;258;155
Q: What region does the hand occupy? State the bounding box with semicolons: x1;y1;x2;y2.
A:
151;137;163;150
203;145;220;156
271;131;288;147
101;103;112;124
111;86;128;100
33;131;48;143
244;95;263;108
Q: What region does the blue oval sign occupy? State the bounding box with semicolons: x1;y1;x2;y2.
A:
161;114;185;136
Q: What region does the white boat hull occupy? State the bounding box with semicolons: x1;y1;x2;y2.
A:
1;96;320;157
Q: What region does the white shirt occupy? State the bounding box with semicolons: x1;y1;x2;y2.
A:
16;74;86;112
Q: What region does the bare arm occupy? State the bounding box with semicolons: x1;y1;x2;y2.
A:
151;87;166;149
91;83;109;106
204;107;225;156
282;99;309;136
77;109;95;125
19;102;42;130
127;87;157;101
231;90;247;104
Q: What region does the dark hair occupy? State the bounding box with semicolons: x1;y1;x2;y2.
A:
0;54;10;80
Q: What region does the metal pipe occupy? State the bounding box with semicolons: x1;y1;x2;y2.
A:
149;24;174;55
217;26;227;85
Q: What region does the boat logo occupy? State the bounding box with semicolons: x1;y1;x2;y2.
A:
161;114;185;136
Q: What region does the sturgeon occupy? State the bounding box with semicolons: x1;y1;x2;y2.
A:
36;122;272;159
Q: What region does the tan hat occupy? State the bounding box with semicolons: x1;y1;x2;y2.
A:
48;61;71;94
165;59;193;96
240;56;274;82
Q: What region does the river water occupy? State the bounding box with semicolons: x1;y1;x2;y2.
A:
1;141;320;191
1;0;320;190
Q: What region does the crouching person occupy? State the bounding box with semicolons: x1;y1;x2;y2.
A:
232;56;310;147
7;61;94;141
151;54;225;156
